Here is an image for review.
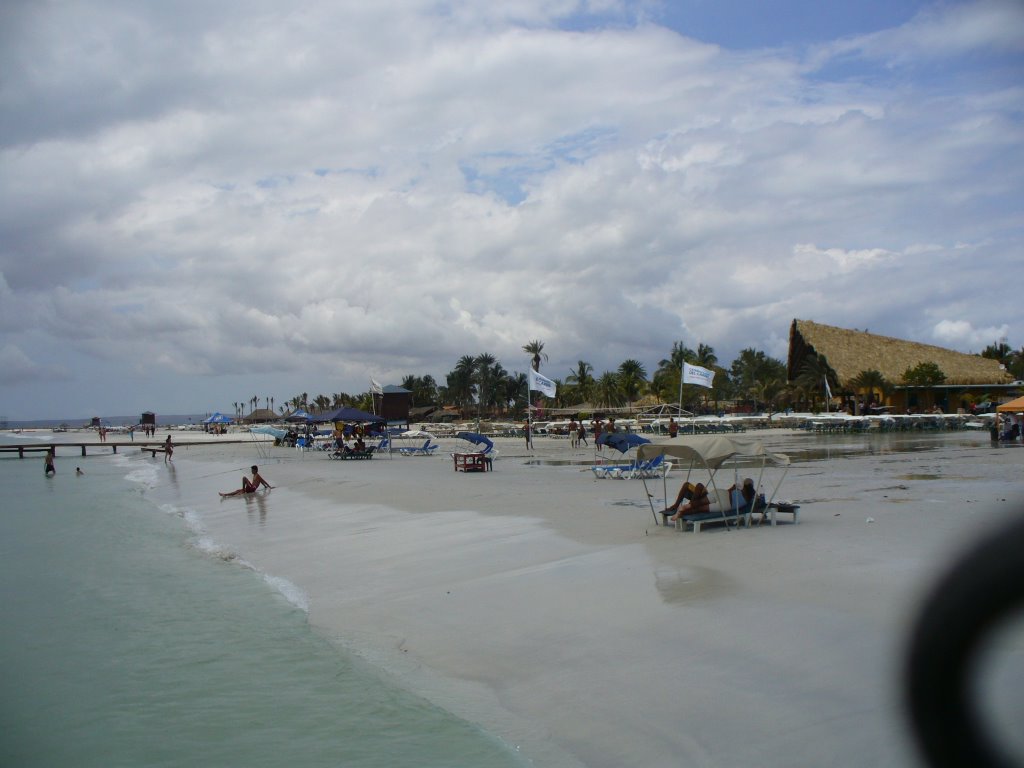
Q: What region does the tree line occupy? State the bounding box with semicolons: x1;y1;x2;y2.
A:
234;338;1023;421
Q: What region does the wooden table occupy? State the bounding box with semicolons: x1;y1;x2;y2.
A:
453;453;491;472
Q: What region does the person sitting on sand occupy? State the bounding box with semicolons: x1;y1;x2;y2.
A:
663;481;711;523
220;465;274;497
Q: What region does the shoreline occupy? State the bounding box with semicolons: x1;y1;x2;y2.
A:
14;429;1024;766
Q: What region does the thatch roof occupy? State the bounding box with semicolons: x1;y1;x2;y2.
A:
244;408;280;423
789;319;1012;387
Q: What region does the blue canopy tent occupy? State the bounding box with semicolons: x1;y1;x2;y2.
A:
284;409;315;422
455;431;496;455
203;412;233;424
321;406;385;424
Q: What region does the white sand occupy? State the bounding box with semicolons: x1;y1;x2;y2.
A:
35;428;1024;767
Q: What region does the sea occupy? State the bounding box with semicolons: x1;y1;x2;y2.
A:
0;442;527;768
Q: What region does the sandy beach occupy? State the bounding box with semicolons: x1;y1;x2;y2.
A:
16;427;1024;767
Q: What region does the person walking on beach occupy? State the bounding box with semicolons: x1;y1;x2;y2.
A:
523;420;532;450
569;419;579;449
577;422;587;447
44;449;55;477
164;435;173;463
668;418;678;439
220;466;274;497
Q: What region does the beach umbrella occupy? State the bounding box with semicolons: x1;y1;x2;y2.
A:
455;431;494;453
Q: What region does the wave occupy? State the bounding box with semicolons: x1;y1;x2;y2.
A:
159;501;310;614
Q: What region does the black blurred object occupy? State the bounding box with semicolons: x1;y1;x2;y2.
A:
905;514;1024;768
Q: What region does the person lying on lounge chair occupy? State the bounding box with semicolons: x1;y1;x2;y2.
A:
728;478;757;509
220;465;274;496
664;481;711;523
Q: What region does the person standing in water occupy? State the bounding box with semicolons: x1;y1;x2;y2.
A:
164;435;173;463
220;466;274;497
44;449;56;477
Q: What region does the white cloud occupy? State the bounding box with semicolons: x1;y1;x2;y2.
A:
0;0;1021;418
932;320;1009;350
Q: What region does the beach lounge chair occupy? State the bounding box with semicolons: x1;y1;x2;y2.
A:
396;438;438;456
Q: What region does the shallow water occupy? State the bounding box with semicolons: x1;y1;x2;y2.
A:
0;451;526;768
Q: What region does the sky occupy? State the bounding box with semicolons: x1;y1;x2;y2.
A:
1;0;1022;421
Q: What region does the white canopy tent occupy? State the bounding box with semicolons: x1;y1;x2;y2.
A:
636;436;791;528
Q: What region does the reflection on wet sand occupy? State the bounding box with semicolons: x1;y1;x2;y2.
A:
655;565;735;604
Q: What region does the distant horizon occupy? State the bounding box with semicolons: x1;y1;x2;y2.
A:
1;413;210;429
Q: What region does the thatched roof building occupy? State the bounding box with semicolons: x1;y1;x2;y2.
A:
788;319;1012;387
244;408;280;423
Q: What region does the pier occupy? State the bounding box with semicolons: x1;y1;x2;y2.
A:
0;439;261;459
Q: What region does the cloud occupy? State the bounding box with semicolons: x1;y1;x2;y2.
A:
932;320;1010;350
0;343;68;385
0;0;1021;418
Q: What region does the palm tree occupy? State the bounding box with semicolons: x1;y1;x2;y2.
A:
617;359;647;412
522;340;548;372
446;355;478;415
232;401;239;419
565;360;595;404
732;348;789;412
595;371;623;408
849;369;889;411
794;354;838;411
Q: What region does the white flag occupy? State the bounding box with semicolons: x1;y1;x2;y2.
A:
682;362;715;389
528;369;557;398
370;378;383;394
824;376;832;401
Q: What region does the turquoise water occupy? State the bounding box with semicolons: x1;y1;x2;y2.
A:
0;451;525;768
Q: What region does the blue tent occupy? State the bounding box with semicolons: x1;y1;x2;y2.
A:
203;412;233;424
284;409;315;422
321;406;384;423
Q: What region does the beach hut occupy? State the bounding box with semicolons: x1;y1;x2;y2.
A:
788;319;1014;412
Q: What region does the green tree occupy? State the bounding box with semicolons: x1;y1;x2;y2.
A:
565;360;595;404
617;359;647;411
595;371;623;408
981;340;1012;363
732;349;789;412
446;356;478;414
794;354;838;410
902;361;946;386
522;340;548;372
849;369;889;410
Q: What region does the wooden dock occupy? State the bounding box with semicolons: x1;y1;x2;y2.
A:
0;439;261;459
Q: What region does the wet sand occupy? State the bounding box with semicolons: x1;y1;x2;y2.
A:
16;427;1023;766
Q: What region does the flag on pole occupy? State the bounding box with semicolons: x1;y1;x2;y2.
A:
824;376;832;401
528;369;557;398
682;362;715;389
370;378;383;394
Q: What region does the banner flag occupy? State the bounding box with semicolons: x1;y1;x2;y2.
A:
370;378;383;394
528;369;557;398
682;362;715;389
824;376;832;401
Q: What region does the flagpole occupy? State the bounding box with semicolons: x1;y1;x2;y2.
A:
526;366;533;452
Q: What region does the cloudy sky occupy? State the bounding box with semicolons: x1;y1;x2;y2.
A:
2;0;1022;420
